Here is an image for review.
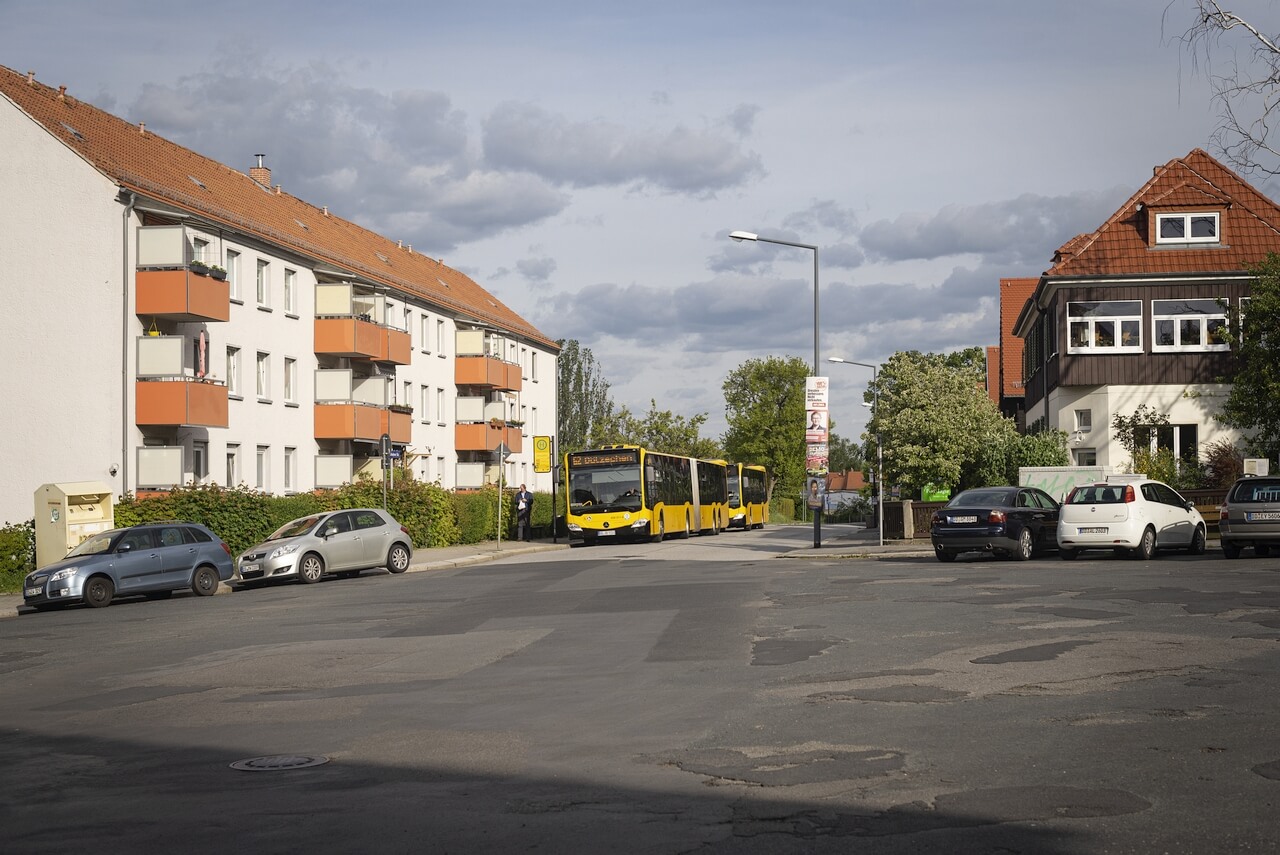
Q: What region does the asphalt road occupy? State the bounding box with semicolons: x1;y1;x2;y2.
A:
3;527;1278;854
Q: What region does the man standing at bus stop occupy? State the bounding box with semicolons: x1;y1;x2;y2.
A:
515;484;533;542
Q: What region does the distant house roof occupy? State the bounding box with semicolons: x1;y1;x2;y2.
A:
998;278;1036;398
0;65;557;350
827;470;866;492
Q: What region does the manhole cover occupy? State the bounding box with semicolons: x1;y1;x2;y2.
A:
229;754;329;772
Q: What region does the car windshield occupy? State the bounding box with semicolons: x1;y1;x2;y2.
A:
66;531;117;558
947;489;1014;508
267;515;324;541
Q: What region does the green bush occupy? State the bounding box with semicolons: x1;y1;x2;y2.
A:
0;520;35;594
453;488;500;544
772;497;795;522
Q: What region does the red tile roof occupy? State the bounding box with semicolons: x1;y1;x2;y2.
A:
998;278;1036;398
827;470;866;492
0;65;557;350
1047;148;1280;277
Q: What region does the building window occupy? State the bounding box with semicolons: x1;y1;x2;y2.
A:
1153;299;1229;351
531;406;537;435
193;441;208;482
1074;409;1092;432
192;237;210;264
403;381;412;409
1135;423;1200;466
284;268;297;314
436;387;446;422
1074;448;1097;466
284;447;295;491
225;250;241;300
437;319;445;355
421;315;431;352
256;351;270;400
256;259;270;307
1156;212;1219;244
1067;301;1142;353
403;307;412;336
226;444;239;487
256;445;269;489
284;357;297;404
421;385;431;422
531;352;538;382
437;455;446;486
226;346;241;396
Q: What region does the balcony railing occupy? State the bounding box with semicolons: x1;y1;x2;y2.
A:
455;422;523;453
314;402;384;441
314;317;411;365
135;379;228;427
383;408;412;444
455;355;522;391
135;269;230;322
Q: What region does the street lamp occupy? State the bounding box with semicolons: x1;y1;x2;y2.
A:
730;230;822;547
828;357;884;547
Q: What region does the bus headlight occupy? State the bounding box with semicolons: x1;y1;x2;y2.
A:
567;523;582;533
630;518;649;530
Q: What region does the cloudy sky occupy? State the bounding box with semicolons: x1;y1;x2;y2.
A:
4;0;1275;443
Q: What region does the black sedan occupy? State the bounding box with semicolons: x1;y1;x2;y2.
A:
930;486;1060;562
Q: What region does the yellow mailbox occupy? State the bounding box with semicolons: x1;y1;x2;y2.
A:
34;482;115;570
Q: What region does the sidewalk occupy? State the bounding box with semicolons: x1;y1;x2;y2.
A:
779;523;936;559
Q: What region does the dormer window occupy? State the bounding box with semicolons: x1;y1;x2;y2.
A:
1156;212;1219;244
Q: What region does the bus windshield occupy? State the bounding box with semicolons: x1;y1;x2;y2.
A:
569;461;644;514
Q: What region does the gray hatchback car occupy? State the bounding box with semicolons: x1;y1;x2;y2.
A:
23;522;234;610
235;508;413;586
1219;475;1280;558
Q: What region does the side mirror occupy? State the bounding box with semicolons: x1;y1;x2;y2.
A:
324;525;339;538
1185;500;1196;512
117;542;133;553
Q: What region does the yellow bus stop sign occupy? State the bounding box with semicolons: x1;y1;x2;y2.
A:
533;435;553;473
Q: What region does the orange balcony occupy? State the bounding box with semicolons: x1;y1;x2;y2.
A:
383;409;412;443
380;328;411;365
135;269;230;323
135;380;228;427
314;317;382;359
315;403;384;441
455;422;523;453
455;355;522;391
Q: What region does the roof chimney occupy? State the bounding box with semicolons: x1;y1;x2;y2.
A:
57;85;66;100
250;154;271;187
26;71;34;85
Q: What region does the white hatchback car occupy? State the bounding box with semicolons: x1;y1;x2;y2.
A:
1057;477;1207;560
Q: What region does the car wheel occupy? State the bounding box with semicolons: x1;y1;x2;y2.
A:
1132;527;1156;561
83;575;114;608
1256;543;1272;558
1015;527;1034;561
1222;541;1242;559
935;549;957;563
1186;526;1206;556
1059;547;1078;561
298;553;325;584
191;565;220;596
387;543;411;574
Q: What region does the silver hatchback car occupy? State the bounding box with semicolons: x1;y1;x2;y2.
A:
235;508;413;586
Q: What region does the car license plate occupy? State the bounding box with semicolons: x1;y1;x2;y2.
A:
952;515;978;524
1246;512;1280;521
25;586;41;597
1079;527;1107;534
241;563;259;574
597;530;615;537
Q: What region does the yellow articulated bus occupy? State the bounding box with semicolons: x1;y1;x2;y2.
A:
725;462;769;530
564;446;730;545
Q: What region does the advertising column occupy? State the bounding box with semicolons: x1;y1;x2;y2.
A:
805;376;829;547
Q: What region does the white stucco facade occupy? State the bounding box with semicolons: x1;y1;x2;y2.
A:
0;90;559;526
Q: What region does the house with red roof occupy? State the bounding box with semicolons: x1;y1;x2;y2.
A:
1013;148;1270;470
0;66;559;524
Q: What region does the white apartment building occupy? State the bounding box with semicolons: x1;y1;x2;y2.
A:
0;66;559;525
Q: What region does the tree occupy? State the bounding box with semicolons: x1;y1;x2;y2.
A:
1218;253;1280;460
593;400;722;459
1179;1;1280;174
556;339;615;453
827;432;865;474
868;350;1019;498
1111;404;1171;465
722;356;810;499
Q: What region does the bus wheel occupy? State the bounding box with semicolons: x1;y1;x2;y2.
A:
680;515;692;538
651;519;665;543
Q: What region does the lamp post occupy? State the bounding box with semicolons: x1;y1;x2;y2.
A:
828;357;884;547
729;230;822;547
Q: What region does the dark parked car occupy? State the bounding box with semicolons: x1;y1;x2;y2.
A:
1219;475;1280;559
235;508;413;586
930;486;1060;562
23;522;234;609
